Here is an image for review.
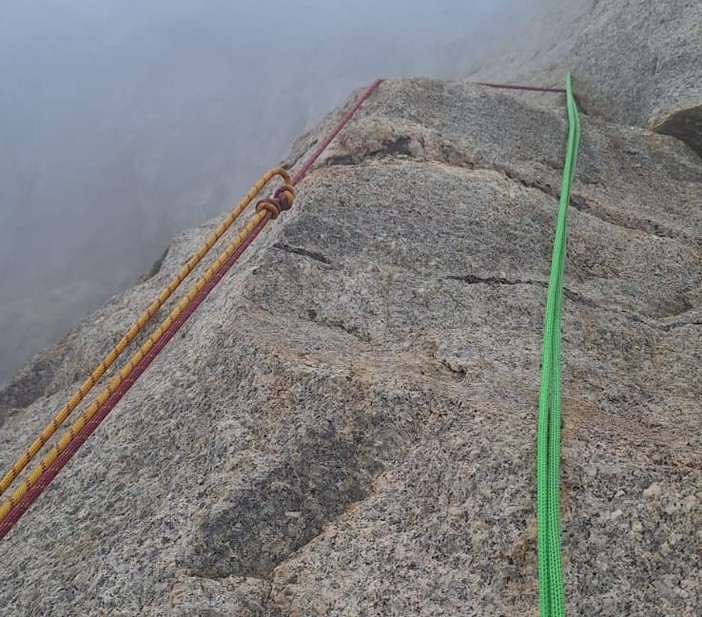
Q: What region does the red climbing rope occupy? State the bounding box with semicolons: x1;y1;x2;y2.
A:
0;218;268;538
292;79;384;184
0;79;384;541
1;75;569;540
471;81;567;94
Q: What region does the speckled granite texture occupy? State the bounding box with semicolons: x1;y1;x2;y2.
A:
1;58;701;617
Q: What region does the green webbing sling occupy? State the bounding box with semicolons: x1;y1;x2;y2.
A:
537;72;581;617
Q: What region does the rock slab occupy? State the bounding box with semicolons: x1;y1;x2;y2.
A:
0;76;700;616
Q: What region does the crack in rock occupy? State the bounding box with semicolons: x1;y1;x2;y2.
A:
272;243;333;266
322;129;691;245
443;274;699;330
446;274;546;287
569;196;679;240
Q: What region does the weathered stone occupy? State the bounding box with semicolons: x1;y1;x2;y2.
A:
472;0;702;156
569;0;702;156
1;13;701;616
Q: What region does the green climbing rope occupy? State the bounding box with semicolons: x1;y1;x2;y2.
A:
537;72;581;617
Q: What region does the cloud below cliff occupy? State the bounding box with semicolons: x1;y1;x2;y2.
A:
0;0;549;383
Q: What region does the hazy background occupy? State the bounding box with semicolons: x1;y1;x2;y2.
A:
0;0;587;384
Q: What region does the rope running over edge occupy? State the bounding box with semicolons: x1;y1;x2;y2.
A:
0;79;384;539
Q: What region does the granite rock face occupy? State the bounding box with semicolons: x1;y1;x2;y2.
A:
568;0;702;155
472;0;702;157
0;77;700;616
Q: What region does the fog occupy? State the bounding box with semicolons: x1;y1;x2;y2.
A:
0;0;558;384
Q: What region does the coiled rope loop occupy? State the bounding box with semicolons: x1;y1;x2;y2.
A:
256;183;296;219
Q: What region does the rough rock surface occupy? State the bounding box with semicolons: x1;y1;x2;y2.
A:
569;0;702;155
1;76;700;616
472;0;702;156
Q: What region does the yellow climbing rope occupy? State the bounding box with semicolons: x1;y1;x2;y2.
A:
0;79;382;540
0;167;292;519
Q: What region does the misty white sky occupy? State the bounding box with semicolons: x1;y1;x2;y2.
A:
0;0;551;383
